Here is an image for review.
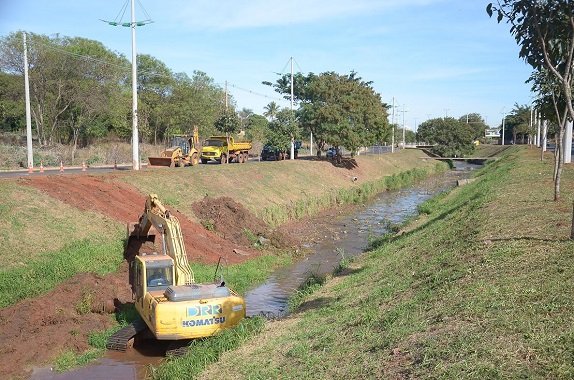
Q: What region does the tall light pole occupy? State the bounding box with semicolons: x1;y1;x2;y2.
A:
23;32;33;170
130;0;139;170
391;97;395;153
401;105;408;149
290;57;295;160
102;0;152;170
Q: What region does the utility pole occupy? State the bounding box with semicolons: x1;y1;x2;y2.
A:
130;0;140;170
391;97;395;153
401;105;408;149
225;80;228;110
102;0;152;171
290;57;295;160
23;32;33;170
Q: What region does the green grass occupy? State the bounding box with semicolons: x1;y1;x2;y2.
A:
151;317;265;380
195;147;574;379
0;238;124;308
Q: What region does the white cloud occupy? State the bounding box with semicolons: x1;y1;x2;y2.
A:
170;0;443;30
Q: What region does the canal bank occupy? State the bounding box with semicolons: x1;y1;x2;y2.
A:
195;147;574;379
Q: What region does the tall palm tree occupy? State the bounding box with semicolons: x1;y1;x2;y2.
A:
264;101;279;121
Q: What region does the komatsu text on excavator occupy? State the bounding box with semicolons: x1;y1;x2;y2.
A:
106;194;245;353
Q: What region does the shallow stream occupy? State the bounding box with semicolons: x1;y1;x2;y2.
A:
30;162;479;380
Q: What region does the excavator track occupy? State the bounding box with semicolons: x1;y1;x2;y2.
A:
165;340;192;357
106;319;147;352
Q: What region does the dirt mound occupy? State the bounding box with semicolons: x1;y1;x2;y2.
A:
0;269;133;379
20;174;256;265
192;196;294;248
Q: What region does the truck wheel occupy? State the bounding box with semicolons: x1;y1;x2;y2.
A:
201;158;208;164
238;153;244;164
220;154;227;164
243;153;248;163
190;153;199;166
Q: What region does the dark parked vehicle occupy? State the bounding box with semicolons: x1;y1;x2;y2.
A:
326;147;337;159
260;142;301;161
260;145;281;161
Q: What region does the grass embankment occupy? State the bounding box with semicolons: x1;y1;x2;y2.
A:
121;150;441;226
179;147;574;379
0;150;440;310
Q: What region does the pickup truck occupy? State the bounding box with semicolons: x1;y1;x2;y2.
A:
200;136;252;164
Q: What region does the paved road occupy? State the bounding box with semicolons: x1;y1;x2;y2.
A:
0;164;137;179
0;147;396;179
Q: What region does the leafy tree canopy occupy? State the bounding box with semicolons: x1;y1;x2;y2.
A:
265;108;298;152
458;113;489;140
265;71;389;155
416;117;475;157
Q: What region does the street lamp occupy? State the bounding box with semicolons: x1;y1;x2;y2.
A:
101;0;153;170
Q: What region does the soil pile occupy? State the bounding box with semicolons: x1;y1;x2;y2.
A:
21;174;255;264
192;196;294;249
0;269;133;379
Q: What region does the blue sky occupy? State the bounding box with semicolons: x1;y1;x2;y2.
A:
1;0;533;129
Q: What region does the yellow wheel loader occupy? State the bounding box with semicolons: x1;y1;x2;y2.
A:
148;127;201;167
106;194;245;354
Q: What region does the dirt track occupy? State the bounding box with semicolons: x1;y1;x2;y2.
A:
1;174;263;379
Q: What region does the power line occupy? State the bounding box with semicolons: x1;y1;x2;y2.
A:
225;82;287;103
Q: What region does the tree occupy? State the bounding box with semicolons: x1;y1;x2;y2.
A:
0;32;128;147
137;54;174;145
214;110;241;163
503;104;531;144
0;72;24;132
166;71;226;140
458;113;489;140
265;71;389;157
238;107;254;133
265;108;298;158
488;1;574;205
244;113;268;143
263;101;279;121
416;117;475;157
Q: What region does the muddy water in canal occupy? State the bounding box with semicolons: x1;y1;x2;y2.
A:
30;163;478;380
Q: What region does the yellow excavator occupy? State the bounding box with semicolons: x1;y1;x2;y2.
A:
148;127;201;167
107;194;245;353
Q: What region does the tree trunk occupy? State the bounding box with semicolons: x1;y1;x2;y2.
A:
555;127;566;201
553;133;560;182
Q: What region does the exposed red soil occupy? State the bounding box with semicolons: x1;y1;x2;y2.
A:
191;196;295;249
0;173;264;379
19;174;253;265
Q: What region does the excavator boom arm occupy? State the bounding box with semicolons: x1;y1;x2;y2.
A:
137;194;194;285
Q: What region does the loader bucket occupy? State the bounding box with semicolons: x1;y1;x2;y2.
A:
148;157;175;167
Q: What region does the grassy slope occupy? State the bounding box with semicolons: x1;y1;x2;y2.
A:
195;147;574;379
0;150;439;308
120;150;436;225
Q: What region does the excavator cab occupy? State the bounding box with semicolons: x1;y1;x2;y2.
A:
133;255;176;300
